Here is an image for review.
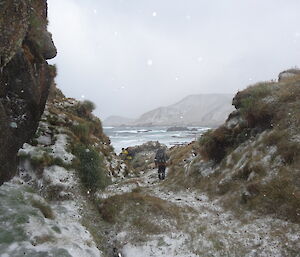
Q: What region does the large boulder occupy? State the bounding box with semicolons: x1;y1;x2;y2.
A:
278;68;300;82
0;0;56;184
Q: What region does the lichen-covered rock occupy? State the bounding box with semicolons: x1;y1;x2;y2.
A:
0;0;56;184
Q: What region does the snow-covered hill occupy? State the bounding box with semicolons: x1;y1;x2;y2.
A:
133;94;234;127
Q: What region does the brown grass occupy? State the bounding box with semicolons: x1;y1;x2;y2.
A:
98;192;184;235
163;76;300;224
32;235;55;246
31;199;55;219
245;172;300;223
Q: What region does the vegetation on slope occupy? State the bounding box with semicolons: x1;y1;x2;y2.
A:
167;72;300;223
18;87;122;194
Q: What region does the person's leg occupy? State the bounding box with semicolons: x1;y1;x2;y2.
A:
162;166;166;180
158;165;163;180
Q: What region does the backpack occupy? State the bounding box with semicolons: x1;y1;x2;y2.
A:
155;149;167;163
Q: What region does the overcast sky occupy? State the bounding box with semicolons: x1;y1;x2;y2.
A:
48;0;300;119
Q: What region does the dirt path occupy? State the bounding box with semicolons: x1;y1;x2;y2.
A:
98;169;300;257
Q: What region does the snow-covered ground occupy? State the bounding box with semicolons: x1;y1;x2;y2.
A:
0;178;102;257
98;168;300;257
0;98;131;257
1;94;299;256
1;130;102;256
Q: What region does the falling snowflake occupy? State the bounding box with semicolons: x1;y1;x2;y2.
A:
152;12;157;17
186;15;191;20
93;9;97;14
81;95;85;99
197;57;203;63
147;59;153;66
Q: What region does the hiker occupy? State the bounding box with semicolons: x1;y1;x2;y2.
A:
120;147;133;165
154;148;168;180
120;148;129;160
126;148;133;161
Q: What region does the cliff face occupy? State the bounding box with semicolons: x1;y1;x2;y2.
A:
0;0;56;184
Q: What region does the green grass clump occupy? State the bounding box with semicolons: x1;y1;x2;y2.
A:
72;144;110;192
76;100;96;118
71;123;90;143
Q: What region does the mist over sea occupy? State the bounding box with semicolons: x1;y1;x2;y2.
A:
104;126;209;153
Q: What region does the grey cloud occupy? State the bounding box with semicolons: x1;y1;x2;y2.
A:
48;0;300;119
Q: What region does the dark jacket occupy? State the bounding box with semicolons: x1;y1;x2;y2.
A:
154;149;168;165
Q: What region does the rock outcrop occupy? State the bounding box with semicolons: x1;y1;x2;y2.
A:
0;0;56;184
278;68;300;82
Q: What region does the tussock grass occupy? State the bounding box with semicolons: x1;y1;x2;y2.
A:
245;170;300;223
72;144;110;192
98;192;184;237
199;78;300;164
31;199;55;219
163;74;300;225
262;129;300;164
199;127;237;163
164;143;203;190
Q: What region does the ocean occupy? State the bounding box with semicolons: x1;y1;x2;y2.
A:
103;126;209;153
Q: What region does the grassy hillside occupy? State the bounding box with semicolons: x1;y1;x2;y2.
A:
167;73;300;223
0;87;133;256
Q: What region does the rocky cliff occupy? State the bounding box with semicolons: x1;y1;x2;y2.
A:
0;0;56;184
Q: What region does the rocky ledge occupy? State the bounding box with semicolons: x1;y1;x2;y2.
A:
0;0;57;184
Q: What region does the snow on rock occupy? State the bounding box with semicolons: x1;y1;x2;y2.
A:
18;143;44;159
43;166;76;190
18;133;74;166
278;69;300;81
50;134;74;164
0;181;102;257
36;135;52;146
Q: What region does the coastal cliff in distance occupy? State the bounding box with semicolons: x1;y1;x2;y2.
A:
104;94;234;127
103;115;134;127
